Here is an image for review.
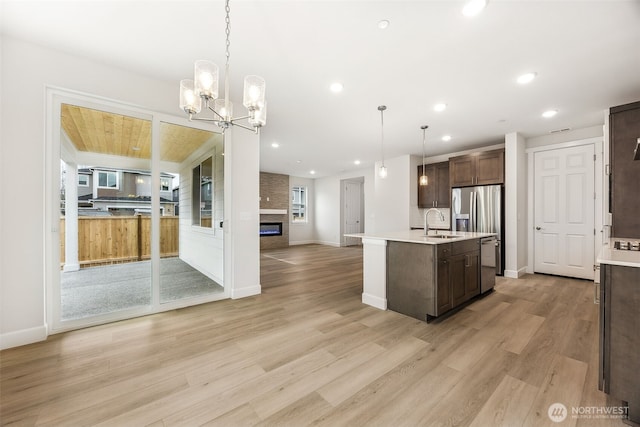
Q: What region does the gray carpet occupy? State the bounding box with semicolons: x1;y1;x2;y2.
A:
61;258;224;320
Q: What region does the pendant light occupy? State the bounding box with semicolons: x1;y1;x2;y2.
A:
419;125;429;186
378;105;388;178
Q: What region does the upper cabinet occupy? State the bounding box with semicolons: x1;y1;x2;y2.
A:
610;101;640;237
449;149;504;187
418;161;450;208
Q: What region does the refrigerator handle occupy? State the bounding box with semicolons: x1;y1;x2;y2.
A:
469;191;475;232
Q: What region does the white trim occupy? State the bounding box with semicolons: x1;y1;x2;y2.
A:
77;174;89;187
96;170;119;190
0;324;48;350
362;293;387;310
504;267;527;279
231;285;261;299
313;240;342;247
288;240;317;246
260;209;287;215
526;137;603;279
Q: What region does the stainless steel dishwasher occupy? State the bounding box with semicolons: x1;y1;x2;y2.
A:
480;236;497;293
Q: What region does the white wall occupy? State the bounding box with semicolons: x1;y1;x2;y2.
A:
315;168;374;246
289;176;315;245
504;132;528;278
526;125;603;149
0;37;259;349
373;155;411;233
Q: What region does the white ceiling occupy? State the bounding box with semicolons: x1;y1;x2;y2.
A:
2;1;640;178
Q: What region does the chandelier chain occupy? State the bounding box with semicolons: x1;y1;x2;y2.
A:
225;0;231;69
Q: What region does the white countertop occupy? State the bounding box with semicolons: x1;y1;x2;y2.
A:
597;238;640;268
344;229;496;245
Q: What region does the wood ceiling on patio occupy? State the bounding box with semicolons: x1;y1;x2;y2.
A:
61;104;219;164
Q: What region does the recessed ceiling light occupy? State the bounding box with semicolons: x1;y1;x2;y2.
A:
434;103;447;112
378;20;390;29
462;0;488;17
271;142;279;148
310;170;316;175
296;160;302;163
442;135;452;142
517;72;537;85
354;160;361;165
542;109;558;118
329;82;344;93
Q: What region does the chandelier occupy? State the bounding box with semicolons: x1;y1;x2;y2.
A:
179;0;266;133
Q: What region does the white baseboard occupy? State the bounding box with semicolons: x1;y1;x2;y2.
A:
230;284;261;299
313;240;341;248
288;240;316;246
504;267;528;279
362;293;387;310
0;324;48;350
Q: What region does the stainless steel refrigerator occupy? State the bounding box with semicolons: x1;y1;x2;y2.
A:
451;185;504;276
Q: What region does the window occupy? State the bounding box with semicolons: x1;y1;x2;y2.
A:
78;175;89;187
97;171;118;189
192;156;213;228
292;186;307;223
160;177;171;192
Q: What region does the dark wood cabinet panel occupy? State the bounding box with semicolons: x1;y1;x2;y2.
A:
599;263;640;423
610;101;640;237
464;252;480;296
449;149;504;187
449;156;475;187
436;258;452;314
417;162;450;208
450;254;467;307
476;150;504;185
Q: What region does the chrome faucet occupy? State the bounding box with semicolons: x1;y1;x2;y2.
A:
424;208;445;236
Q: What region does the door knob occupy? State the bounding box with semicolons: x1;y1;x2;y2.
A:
535;226;542;230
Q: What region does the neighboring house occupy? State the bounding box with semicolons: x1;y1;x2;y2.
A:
76;167;177;216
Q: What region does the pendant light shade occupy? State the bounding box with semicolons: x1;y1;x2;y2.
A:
243;75;266;110
378;105;387;179
419;125;429;186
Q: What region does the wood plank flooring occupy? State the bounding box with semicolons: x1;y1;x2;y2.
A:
0;244;627;426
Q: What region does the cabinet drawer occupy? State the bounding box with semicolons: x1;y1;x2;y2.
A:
451;239;479;255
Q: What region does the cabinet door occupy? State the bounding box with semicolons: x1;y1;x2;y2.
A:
436;258;452;314
476;150;504;185
435;162;450;208
417;165;437;208
450;253;467;307
449;156;475;187
611;103;640;237
464;251;480;298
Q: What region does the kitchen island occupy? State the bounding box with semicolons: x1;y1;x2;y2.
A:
345;230;496;322
597;238;640;424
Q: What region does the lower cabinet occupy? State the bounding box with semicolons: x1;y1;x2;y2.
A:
387;239;480;322
599;263;640;423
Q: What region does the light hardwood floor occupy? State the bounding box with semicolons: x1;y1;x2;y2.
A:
0;244;626;426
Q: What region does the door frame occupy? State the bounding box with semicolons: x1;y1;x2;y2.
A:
45;86;229;334
526;137;604;280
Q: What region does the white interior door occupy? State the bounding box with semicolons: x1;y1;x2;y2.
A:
534;144;595;279
344;181;363;246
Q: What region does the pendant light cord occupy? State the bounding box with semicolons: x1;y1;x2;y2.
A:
378;105;387;166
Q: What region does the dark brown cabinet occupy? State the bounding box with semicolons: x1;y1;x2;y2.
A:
417;161;450;208
610;101;640;237
386;239;480;322
599;263;640;423
449;240;480;307
449;149;504;187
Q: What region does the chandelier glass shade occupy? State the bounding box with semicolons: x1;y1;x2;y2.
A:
179;0;266;133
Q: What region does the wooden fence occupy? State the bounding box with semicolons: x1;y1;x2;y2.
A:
60;216;179;267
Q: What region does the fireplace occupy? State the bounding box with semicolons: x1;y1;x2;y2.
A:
260;222;283;236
